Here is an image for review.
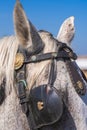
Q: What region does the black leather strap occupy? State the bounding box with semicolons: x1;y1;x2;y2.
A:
16;65;29;114
24;50;77;64
0;78;6;105
80;69;87;82
48;60;56;87
65;60;86;95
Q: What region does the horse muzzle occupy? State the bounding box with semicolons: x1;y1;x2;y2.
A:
28;84;63;129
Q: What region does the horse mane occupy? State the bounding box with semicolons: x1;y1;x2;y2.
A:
0;36;19;94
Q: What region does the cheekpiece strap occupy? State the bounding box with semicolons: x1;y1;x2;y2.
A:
15;65;29;114
65;60;86;95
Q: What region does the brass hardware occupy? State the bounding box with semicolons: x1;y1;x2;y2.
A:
14;53;24;70
37;101;44;110
77;81;83;89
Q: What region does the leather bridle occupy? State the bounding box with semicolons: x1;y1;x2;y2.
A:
15;42;77;114
14;43;77;71
0;41;87;129
0;41;86;108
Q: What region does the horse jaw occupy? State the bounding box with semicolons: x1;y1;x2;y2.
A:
57;16;75;46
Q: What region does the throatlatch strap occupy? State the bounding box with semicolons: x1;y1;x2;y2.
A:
16;65;29;114
0;78;6;105
16;66;36;130
65;60;86;95
48;60;56;87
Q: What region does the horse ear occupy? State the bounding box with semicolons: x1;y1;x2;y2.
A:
14;0;30;47
14;0;44;52
57;16;75;45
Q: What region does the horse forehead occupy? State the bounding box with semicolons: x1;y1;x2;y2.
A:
38;30;58;47
38;30;53;38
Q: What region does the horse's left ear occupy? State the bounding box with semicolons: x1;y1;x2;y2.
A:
57;16;75;45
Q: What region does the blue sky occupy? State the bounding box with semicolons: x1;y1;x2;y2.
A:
0;0;87;55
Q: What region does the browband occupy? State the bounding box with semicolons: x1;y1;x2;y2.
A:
14;44;77;70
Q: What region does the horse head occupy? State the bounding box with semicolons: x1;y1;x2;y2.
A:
13;1;76;130
1;1;87;130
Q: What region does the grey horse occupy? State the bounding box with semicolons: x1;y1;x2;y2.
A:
0;1;87;130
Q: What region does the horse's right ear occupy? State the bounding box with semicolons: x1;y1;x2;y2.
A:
14;0;30;47
14;0;44;53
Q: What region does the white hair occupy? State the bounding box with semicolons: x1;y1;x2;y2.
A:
0;36;19;94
